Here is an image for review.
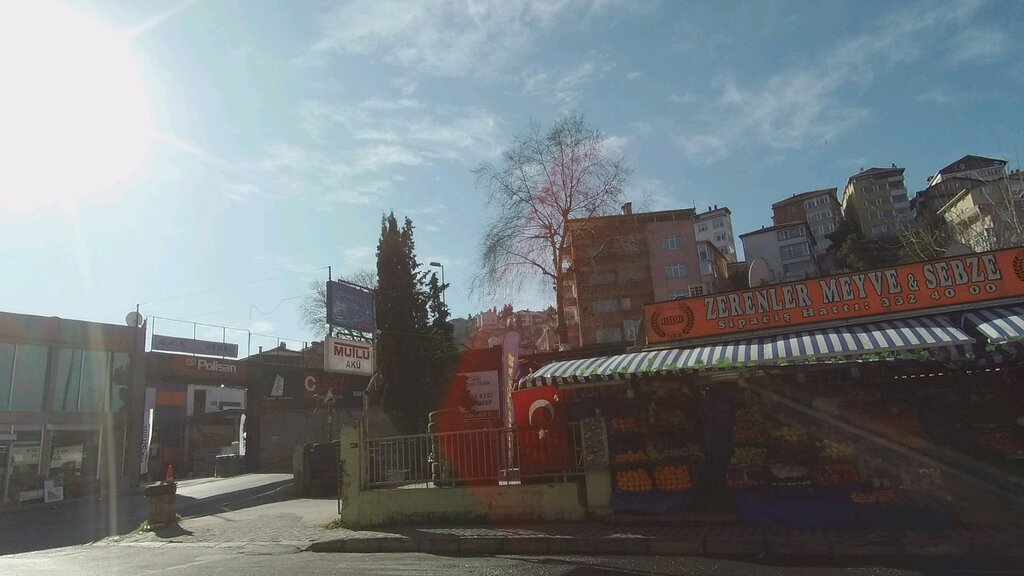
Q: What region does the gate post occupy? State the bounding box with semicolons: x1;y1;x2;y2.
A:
338;421;362;525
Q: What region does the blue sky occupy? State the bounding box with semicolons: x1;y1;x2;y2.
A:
1;0;1022;352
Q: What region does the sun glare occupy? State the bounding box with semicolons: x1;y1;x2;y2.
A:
0;1;153;214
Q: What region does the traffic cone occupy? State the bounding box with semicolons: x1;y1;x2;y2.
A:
165;464;175;484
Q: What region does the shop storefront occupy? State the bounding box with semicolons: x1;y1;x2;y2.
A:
0;311;144;506
514;248;1024;526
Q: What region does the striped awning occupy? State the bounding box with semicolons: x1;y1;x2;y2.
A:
516;316;973;390
963;305;1024;344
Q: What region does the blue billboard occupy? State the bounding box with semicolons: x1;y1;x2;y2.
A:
326;281;375;332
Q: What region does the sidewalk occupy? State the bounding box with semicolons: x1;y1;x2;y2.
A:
96;497;1024;569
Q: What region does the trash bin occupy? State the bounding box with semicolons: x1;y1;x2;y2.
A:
143;481;177;527
305;441;339;497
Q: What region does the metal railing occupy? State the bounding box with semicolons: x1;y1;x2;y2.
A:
360;423;584;489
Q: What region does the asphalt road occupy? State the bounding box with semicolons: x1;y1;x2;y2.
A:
0;473;294;556
0;548;929;576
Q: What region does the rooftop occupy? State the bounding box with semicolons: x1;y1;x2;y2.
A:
771;187;838;209
738;221;813;238
936;154;1007;177
849;166;905;181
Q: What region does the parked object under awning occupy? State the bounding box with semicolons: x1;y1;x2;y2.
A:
516;316;973;390
963;305;1024;344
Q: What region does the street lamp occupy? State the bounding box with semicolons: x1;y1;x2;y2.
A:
428;261;445;305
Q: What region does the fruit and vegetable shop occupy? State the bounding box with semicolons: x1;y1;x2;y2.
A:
514;248;1024;528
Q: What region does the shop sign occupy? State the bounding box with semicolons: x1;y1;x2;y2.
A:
645;248;1024;344
460;370;500;415
324;337;373;376
169;355;249;381
152;334;239;358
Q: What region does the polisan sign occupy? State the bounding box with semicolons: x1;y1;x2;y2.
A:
644;247;1024;345
168;355;248;381
325;336;373;376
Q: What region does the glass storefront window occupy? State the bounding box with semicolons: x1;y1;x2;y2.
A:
0;343;14;411
79;351;109;413
109;353;130;414
9;345;47;412
53;348;84;412
49;429;100;483
5;431;43;503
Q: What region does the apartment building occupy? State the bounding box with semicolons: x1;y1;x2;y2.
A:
841;165;911;240
771;187;841;257
739;222;820;284
562;204;729;348
695;205;737;262
915;155;1009;216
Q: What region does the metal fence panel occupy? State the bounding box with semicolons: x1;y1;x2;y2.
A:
360;424;583;489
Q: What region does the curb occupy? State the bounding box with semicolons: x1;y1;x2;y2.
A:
307;533;1024;567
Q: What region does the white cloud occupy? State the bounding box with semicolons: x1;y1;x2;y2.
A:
249;320;275;333
602;135;631;156
947;27;1010;65
391;77;419;96
343;245;375;266
668;93;695;104
554;59;616;108
305;0;630;78
675;0;988;163
625;71;643;80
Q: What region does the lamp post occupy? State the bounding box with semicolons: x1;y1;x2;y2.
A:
428;261;445;305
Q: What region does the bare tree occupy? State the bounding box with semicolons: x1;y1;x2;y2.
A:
299;269;378;338
474;112;630;347
895;212;952;263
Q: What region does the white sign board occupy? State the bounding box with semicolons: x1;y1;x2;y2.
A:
151;334;239;358
461;370;500;413
324;337;373;376
271;375;285;397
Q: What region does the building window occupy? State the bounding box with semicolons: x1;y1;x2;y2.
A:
49;429;101;483
661;235;681;250
780;242;810;260
620;297;632;311
623;319;640;341
665;263;687;278
783;263;807;279
697;224;708;233
889;182;902;190
668;290;688;300
689;285;706;297
871;223;893;235
777;227;806;241
0;343;14;411
809;209;833;221
714;233;728;242
699;260;713;275
6;344;48;412
595;327;623;343
697;245;710;261
593;299;620;313
712;219;725;229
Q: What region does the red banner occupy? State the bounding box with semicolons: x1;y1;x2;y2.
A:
644;247;1024;344
512;385;570;476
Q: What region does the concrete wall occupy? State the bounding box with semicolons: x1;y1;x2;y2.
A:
337;424;587;527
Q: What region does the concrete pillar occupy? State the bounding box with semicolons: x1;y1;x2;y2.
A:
585;468;613;517
338;422;361;526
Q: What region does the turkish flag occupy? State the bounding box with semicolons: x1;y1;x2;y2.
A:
512;385;570;476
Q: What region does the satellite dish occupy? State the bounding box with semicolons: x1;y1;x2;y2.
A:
944;242;973;257
748;258;771;287
125;311;143;327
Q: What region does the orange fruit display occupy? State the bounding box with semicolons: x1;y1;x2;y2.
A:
615;468;653;492
654;465;692;491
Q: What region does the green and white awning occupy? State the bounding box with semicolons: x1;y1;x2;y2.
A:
516;316;973;390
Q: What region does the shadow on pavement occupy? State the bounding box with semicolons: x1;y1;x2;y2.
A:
0;476;295;556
